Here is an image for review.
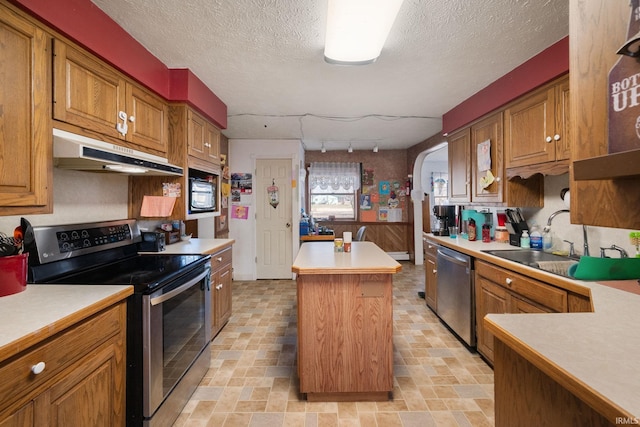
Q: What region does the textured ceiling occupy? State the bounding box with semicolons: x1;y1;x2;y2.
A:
90;0;569;152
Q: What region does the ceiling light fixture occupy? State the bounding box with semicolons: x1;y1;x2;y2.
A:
324;0;405;65
348;144;353;153
321;142;326;153
373;145;379;153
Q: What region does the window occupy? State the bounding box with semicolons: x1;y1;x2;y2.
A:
308;162;361;220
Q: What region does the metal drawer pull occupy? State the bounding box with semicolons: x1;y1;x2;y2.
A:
31;361;46;375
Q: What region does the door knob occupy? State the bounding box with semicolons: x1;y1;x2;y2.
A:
286;222;291;228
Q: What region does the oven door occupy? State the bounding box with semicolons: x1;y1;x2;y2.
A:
142;264;211;417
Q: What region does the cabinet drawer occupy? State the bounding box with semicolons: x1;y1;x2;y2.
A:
423;237;439;258
0;304;122;412
476;261;567;312
210;247;232;269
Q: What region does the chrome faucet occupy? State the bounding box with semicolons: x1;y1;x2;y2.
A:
599;245;629;258
544;209;570;232
582;225;590;257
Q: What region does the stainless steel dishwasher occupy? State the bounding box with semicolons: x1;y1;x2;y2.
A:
436;246;475;348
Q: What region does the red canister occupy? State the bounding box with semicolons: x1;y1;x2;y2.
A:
0;253;28;297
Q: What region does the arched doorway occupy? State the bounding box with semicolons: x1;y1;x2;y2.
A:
411;143;448;265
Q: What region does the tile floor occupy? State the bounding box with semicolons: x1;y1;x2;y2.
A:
174;262;495;427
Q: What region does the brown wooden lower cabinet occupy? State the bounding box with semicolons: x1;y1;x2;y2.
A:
494;340;615;426
423;236;439;311
320;222;411;254
475;260;591;365
0;302;126;427
210;246;232;338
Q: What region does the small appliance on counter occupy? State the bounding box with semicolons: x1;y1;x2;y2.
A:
432;205;456;236
138;231;166;252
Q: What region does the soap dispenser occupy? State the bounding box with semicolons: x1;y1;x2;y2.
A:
520;230;530;248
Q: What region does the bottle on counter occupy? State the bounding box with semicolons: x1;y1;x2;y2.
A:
482;224;491;243
468;218;477;241
520;230;530;248
543;229;553;252
529;224;542;250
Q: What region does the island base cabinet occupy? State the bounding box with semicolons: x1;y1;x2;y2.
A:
297;274;393;401
494;340;616;426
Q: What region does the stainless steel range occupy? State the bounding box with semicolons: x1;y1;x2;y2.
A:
23;218;211;427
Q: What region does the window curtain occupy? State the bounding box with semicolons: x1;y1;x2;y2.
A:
309;162;361;193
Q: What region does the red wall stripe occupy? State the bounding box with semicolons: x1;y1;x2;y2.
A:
10;0;227;128
442;36;569;135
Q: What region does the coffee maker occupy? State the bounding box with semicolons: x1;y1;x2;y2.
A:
432;205;456;236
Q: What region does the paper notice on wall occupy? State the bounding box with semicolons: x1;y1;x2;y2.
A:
477;139;491;171
387;208;403;222
140;196;176;217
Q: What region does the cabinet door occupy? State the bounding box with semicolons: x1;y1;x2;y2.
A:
471;112;504;203
126;83;168;155
53;40;126;139
215;264;232;333
0;5;52;214
425;255;437;311
554;76;571;161
505;84;557;167
475;276;509;364
42;343;124;427
204;123;221;164
0;403;34;427
187;109;207;159
447;128;471;203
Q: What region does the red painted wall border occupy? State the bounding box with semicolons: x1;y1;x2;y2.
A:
442;37;569;135
10;0;227;129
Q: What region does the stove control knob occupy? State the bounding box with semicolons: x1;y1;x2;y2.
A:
31;361;46;375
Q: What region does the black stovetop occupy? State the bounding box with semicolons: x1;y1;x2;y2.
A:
44;253;209;293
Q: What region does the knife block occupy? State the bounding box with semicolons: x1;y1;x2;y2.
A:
506;221;529;247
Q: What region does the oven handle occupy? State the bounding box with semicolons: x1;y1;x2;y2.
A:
150;268;210;306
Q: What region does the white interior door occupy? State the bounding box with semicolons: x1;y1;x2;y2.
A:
256;159;293;279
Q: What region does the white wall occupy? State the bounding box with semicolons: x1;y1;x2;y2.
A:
0;168;129;233
228;139;304;280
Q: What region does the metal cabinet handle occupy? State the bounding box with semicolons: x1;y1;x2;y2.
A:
31;361;46;375
505;278;513;285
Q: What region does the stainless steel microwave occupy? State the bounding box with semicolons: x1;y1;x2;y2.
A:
189;177;217;213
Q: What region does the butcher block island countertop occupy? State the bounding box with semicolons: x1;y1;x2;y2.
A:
293;242;401;401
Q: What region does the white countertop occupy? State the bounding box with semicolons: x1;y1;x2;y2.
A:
141;238;234;255
292;241;402;274
425;233;640;418
0;285;132;362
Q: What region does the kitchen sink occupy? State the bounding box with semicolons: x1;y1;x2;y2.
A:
482;249;579;277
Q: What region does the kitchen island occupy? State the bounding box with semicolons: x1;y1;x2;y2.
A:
292;241;401;401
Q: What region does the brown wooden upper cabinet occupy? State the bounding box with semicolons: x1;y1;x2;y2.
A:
0;3;52;215
187;108;221;166
505;75;570;170
448;111;542;207
53;40;169;157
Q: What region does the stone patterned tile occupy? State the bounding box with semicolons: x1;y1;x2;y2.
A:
176;262;494;426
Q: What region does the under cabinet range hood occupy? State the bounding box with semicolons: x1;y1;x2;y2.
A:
52;128;183;176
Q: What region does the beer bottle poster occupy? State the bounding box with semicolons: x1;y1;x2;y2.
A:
608;0;640;153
